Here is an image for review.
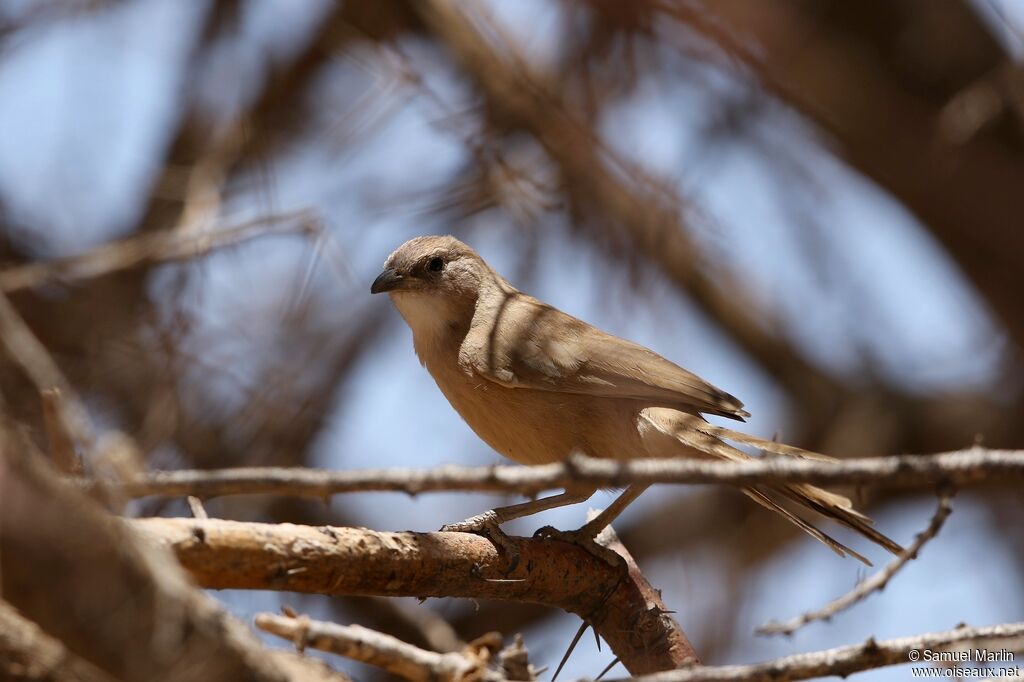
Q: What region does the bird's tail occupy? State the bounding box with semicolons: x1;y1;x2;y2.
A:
644;412;903;565
694;422;904;563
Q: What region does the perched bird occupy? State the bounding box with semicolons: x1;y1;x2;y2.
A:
371;235;901;564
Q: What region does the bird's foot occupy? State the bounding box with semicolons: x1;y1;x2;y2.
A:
440;511;519;572
533;525;627;574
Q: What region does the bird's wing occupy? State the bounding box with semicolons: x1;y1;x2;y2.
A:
460;294;749;420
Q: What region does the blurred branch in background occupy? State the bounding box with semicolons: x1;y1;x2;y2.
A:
0;427;347;682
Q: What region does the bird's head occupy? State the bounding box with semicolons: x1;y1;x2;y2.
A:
371;236;491;335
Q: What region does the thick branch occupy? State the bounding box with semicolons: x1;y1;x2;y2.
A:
108;449;1024;500
617;622;1024;682
131;517;695;675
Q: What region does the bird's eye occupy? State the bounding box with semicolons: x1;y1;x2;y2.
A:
427;257;445;272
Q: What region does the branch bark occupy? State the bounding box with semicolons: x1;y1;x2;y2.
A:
105;448;1024;500
131;517;697;675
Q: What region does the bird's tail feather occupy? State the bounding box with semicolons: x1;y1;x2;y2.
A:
777;484;904;555
692;422;838;462
653;414;904;563
741;486;872;564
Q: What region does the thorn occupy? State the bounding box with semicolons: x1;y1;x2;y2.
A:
553;621;589;681
595;656;621;680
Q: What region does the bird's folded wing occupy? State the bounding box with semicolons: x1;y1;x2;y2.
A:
460;298;749;421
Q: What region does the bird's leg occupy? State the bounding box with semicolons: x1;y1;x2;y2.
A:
440;488;596;533
534;484;650;568
440;488;596;571
574;484;650;540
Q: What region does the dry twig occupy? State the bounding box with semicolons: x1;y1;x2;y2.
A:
758;490;955;636
105;448;1024;500
616;622;1024;682
256;613;505;682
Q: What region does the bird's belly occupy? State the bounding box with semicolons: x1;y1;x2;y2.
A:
430;368;647;465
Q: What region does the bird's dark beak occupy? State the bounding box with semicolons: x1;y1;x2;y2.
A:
370;267;405;294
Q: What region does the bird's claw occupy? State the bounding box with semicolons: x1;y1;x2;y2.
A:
440;510;500;534
440;511;520;573
533;525;627;573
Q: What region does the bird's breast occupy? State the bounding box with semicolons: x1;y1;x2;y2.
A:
421;354;648;465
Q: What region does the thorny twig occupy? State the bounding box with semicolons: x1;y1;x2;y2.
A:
757;489;956;636
614;622;1024;682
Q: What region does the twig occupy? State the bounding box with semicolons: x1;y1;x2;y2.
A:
618;622;1024;682
0;209;316;294
255;613;504;682
103;449;1024;500
130;516;692;675
758;490;955;636
186;496;209;520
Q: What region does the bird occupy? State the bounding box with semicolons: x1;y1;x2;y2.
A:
371;235;902;564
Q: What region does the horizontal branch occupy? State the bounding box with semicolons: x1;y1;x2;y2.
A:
619;622;1024;682
131;517;695;675
106;448;1024;500
255;614;505;682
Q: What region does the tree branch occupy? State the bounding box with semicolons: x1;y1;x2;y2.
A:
757;490;955;636
0;210;317;294
616;622;1024;682
106;449;1024;500
131;517;696;675
255;613;507;682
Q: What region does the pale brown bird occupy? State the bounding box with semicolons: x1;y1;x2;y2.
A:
372;235;901;564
